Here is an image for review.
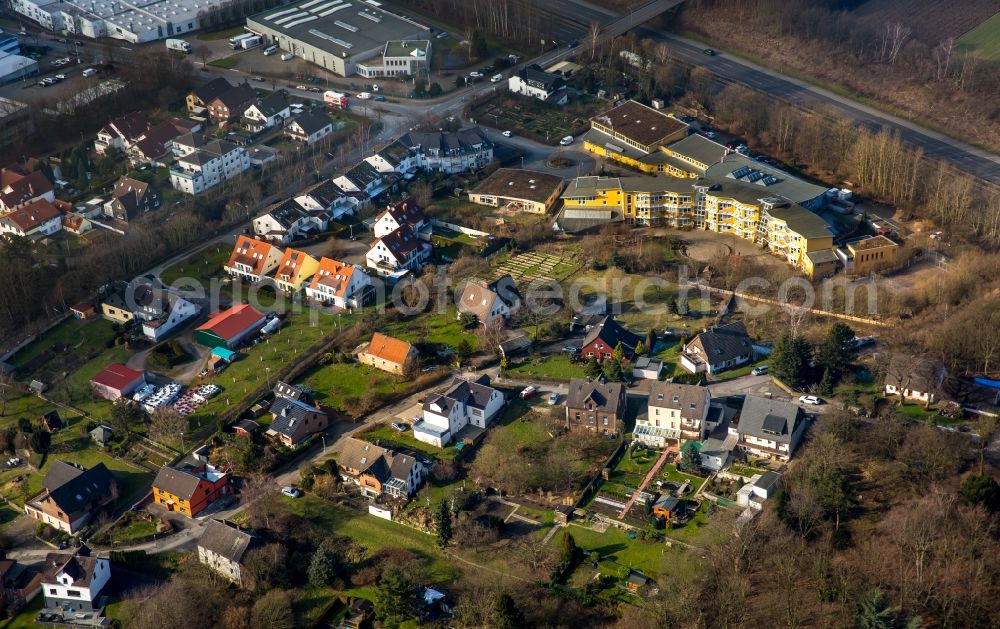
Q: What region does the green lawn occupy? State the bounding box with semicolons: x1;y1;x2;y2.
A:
658;463;705;487
506;354;585;381
727;464;762;479
1;595;42;629
958;11;1000;60
664;500;736;547
183;309;353;439
615;447;659;476
281;494;461;583
896;402;941;423
160;244;232;288
360;425;460;461
10;317;119;373
298;361;401;412
208;55;240;69
381;308;478;349
565;524;702;582
196;26;248;41
108;514;157;543
709;356;770;382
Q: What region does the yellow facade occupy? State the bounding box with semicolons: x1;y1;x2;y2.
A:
101;302;134;324
847;236;897;276
274;250;320;294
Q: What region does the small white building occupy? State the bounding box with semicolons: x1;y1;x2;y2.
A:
736;471;782;510
284;110;334;145
305;257;371;309
366;224;431;277
413;375;505;447
508;64;567;104
40;550;110;613
243;92;291;133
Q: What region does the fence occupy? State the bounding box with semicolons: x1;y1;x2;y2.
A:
573;440;627;509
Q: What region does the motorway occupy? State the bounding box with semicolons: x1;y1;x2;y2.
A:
540;0;1000;186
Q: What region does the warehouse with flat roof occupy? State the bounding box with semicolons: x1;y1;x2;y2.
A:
246;0;430;77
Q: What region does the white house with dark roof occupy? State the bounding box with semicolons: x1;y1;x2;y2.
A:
243;92;290;133
736;395;807;461
508;64;567;104
285;110;334;145
366;223;431;277
168;133;250;195
253;198;328;245
372;198;427;238
40;548;110;614
414;375;504;447
679;321;753;375
637;382;717;446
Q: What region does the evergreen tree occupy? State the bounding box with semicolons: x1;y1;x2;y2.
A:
436;500;453;548
28;430;50;455
609;249;622;267
307;540;342;587
679;444;701;472
771;332;813;389
817;322;855;382
493;593;525;629
456;338;473;365
428;82;442;96
376;568;423;625
603;359;624;382
584;357;602;380
612;342;625;362
645;329;656;353
818;367;835;397
559;531;580;565
959;474;1000;513
454;74;466;89
471;30;488;59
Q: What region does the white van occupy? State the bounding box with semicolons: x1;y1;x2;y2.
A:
264;44;278;56
280;52;294;61
81;68;97;77
356;92;372;100
490;73;503;83
559;135;574;145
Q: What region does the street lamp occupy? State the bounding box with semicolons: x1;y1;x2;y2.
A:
322;435;326;455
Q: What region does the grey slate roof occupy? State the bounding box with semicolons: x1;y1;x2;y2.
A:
41;461;114;514
199;519;252;563
41;551;105;589
648;382;708;416
269;396;325;437
738;395;802;445
566;378;625;416
704;153;828;206
152;466;202;501
290;110;332;136
424;376;499;414
766;204;833;239
252;91;288;117
688;321;752;364
582;316;641;354
515;64;566;92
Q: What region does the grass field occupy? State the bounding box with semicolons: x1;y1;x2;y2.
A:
298;361;400;412
564;523;702;582
160;244;232;288
958;11;1000;60
506;354;585;381
381;308;478;349
208;55;240;69
10;317;119;373
361;424;460;461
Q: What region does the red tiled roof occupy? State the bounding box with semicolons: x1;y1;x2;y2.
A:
197;304;265;341
1;198;60;231
275;248;317;285
0;169;54;210
377;198;424;228
364;333;413;366
309;257;356;297
371;223;421;260
90;363;144;391
225;236;279;277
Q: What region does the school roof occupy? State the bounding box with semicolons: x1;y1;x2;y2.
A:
849;235;898;252
89;363;144;391
590;100;688;148
705;153;828;207
196;304;266;341
471;168;564;204
362;332;414;366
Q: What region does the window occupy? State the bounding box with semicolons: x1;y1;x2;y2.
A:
66;590;81;598
49;588;57;595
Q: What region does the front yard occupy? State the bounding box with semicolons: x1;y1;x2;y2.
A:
298;360;401;413
506;354;585;381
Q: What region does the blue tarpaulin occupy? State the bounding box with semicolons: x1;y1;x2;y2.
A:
211;347;237;361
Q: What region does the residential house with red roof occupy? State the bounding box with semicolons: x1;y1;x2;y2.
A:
372;198;426;238
273;248;320;294
0;166;54;212
95;111;150;155
0;198;62;239
358;332;418;375
129;117;201;166
365;223;431;277
580;316;642;362
195;304;267;349
207;82;256;124
89;363;145;401
304;257;371;309
224;236;284;283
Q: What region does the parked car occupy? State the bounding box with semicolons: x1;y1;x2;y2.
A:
519;385;537;400
703;48;717;56
54;74;67;80
373;95;386;101
798;395;822;405
559;136;574;145
281;486;302;498
547;392;559;405
436;31;449;39
502;130;513;137
469;71;483;79
751;365;769;376
391;421;408;432
490;73;503;83
562;345;579;353
295;84;307;90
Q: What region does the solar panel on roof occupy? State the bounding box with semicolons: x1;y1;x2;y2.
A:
731;165;751;178
747;170;764;182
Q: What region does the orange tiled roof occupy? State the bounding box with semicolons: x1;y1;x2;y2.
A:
275;248;317;284
226;236;277;277
309;257;355;297
364;333;413;366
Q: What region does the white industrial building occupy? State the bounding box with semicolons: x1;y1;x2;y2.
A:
245;0;431;77
10;0;231;43
0;53;38;85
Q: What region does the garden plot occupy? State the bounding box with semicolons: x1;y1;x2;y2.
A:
492;252;580;283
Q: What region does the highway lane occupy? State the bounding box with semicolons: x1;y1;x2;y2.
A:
546;0;1000;186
